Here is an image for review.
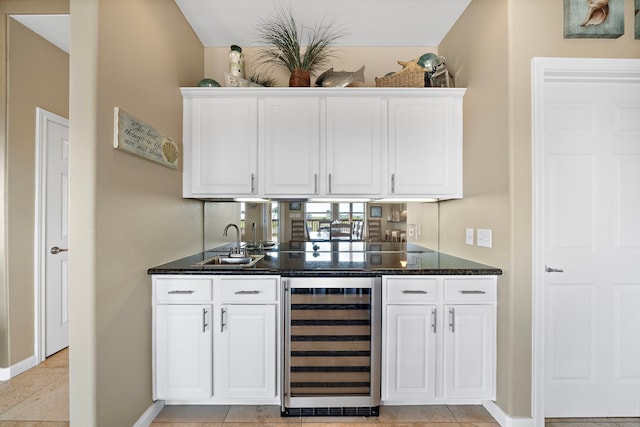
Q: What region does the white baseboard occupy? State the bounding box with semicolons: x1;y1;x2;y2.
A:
133;400;165;427
484;400;534;427
0;355;38;381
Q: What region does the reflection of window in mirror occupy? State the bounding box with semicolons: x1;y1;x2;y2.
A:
270;202;279;242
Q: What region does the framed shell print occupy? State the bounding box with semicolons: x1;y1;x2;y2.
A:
564;0;624;39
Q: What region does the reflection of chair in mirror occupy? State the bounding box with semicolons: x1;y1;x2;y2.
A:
291;219;307;241
367;219;382;241
330;222;352;240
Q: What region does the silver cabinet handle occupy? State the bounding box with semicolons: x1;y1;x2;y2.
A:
168;290;194;294
449;307;455;333
402;290;427;294
328;173;332;193
545;265;564;273
235;290;260;295
202;308;208;333
220;307;226;332
50;246;68;255
314;173;318;194
250;173;256;194
459;290;486;295
431;308;437;334
391;174;396;193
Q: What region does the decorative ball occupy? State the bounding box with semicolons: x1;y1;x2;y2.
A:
417;53;445;71
197;78;221;87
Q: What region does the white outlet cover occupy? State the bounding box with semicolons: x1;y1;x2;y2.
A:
477;228;492;248
465;228;474;245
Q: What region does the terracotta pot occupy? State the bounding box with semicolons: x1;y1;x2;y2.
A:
289;68;311;87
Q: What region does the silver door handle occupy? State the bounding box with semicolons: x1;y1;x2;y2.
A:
431;308;437;334
250;173;256;194
391;174;396;193
235;290;260;295
314;173;318;194
449;307;455;333
50;246;68;255
220;308;227;332
202;308;208;333
545;265;564;273
460;290;486;295
402;290;427;294
328;173;332;193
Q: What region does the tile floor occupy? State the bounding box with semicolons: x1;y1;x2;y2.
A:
1;349;638;427
0;347;69;427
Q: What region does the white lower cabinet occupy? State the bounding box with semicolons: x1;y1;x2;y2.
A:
384;304;438;400
215;304;276;399
382;275;496;404
152;275;280;404
155;304;213;400
443;304;495;399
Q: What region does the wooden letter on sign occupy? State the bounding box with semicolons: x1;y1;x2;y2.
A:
113;107;179;169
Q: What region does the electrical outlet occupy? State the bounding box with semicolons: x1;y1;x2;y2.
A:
465;228;474;245
407;224;417;238
477;228;493;248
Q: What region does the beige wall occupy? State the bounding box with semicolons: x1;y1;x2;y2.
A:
69;0;204;425
0;0;69;369
204;46;440;87
439;0;640;418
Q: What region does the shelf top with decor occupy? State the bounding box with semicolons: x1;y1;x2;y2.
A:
181;87;466;99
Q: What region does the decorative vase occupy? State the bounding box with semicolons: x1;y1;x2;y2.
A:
289;68;311;87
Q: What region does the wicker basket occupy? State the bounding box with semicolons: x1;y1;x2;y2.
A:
375;70;426;88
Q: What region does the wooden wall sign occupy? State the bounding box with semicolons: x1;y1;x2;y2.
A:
113;107;179;169
564;0;624;39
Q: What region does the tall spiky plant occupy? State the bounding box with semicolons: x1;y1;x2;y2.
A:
256;4;344;75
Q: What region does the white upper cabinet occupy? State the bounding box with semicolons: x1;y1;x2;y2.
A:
262;97;321;196
183;96;258;197
387;96;463;198
325;97;383;196
181;88;464;200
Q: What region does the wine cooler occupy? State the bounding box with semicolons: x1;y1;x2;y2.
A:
282;277;381;416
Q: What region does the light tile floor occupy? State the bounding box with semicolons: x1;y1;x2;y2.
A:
151;403;500;426
1;349;638;427
0;347;69;427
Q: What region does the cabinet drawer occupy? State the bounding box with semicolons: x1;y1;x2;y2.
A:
385;277;438;303
219;276;279;302
443;277;496;303
154;277;213;303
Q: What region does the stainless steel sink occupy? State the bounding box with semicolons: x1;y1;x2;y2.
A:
193;254;264;268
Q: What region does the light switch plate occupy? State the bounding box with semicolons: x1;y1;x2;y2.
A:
465;228;474;245
477;228;492;248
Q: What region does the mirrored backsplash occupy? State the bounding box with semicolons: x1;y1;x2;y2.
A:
204;201;439;252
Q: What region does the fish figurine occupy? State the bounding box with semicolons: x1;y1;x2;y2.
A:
315;65;365;87
581;0;609;27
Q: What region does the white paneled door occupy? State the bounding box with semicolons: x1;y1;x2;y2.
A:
539;60;640;417
40;109;70;357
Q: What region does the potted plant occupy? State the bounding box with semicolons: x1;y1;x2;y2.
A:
256;4;344;87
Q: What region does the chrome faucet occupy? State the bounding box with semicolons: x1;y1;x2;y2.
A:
223;223;243;256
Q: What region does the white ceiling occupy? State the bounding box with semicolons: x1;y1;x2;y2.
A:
8;1;472;56
174;0;473;47
11;14;70;54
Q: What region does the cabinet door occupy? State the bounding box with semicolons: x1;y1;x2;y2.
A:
155;304;212;400
263;97;320;196
185;97;258;196
383;304;437;401
443;304;495;399
215;304;277;399
326;97;382;195
387;97;462;198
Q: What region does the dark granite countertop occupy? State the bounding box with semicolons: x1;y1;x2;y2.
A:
147;241;502;277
